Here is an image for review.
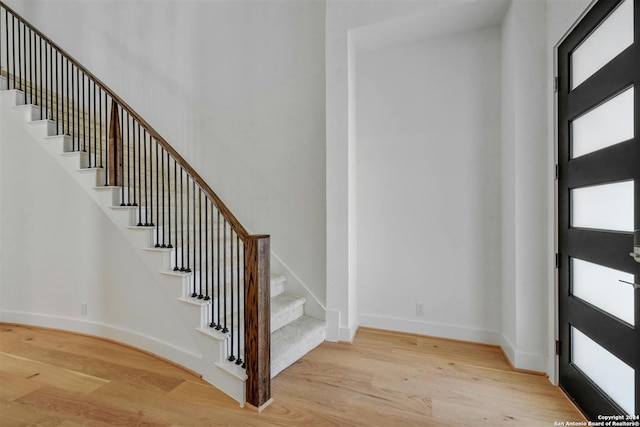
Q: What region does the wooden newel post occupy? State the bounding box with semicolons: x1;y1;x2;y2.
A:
108;102;122;186
244;234;271;410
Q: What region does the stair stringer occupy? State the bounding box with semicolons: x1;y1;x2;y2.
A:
0;87;247;405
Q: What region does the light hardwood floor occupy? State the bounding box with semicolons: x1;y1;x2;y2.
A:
0;323;585;426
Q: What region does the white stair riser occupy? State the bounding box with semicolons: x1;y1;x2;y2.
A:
271;300;304;333
28;120;57;138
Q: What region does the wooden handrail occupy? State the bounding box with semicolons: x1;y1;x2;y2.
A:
0;1;250;241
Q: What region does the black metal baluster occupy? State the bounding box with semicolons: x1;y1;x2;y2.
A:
191;180;197;297
32;31;36;106
65;59;69;137
28;28;33;103
119;108;125;205
71;63;75;142
237;234;244;366
45;41;49;118
161;147;166;247
11;14;15;90
197;189;203;299
149;135;154;228
21;23;25;95
143;130;149;223
17;20;21;92
204;199;209;301
105;95;111;186
11;16;15;89
131;120;137;207
77;67;81;151
127;114;132;204
173;162;180;270
3;10;7;87
87;74;91;165
73;67;84;151
137;123;143;225
123;114;129;203
177;166;185;271
97;85;102;168
166;150;172;249
140;128;149;226
228;229;235;362
103;94;108;185
55;50;59;132
83;73;89;165
190;182;196;297
209;205;216;328
19;21;24;93
70;63;75;148
215;210;221;330
22;22;26;93
185;174;190;273
155;140;160;247
48;43;52;119
127;119;134;208
39;37;43;118
223;219;228;334
91;79;95;164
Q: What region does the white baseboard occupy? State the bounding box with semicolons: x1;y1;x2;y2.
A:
500;332;547;373
339;324;357;343
358;313;502;346
500;333;517;364
325;309;340;342
512;349;547;373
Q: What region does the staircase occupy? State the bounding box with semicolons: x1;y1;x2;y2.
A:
0;2;325;410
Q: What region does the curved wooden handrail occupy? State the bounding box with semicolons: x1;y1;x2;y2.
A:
0;1;251;241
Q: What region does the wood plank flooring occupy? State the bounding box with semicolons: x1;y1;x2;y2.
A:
0;323;586;426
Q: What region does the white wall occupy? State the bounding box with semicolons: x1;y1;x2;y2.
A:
6;0;327;310
500;0;549;372
325;0;508;342
355;26;503;343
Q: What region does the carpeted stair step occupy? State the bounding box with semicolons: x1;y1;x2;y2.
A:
270;293;305;333
271;315;326;378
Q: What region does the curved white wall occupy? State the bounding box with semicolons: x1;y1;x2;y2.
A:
0;94;203;366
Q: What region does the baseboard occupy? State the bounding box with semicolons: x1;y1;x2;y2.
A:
500;333;517;365
323;309;357;343
0;310;203;369
358;313;502;346
339;324;357;343
500;332;547;373
325;309;340;342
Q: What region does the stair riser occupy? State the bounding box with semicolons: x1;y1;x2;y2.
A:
271;303;304;333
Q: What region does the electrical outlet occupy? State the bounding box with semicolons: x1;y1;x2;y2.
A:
81;302;87;316
416;303;424;316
